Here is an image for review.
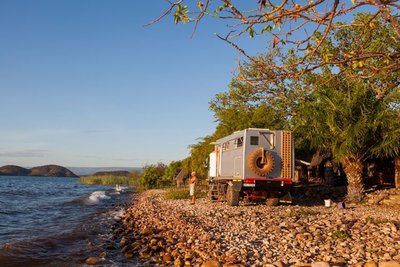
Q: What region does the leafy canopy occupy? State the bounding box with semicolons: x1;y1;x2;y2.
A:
152;0;399;84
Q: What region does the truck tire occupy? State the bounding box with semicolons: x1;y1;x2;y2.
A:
248;148;275;176
226;184;239;206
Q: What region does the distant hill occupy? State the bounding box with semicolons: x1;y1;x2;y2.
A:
68;167;142;176
0;164;78;177
92;170;130;177
0;165;30;176
29;165;78;177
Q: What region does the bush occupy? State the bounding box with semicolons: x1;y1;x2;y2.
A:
140;163;167;189
165;186;207;200
165;188;190;200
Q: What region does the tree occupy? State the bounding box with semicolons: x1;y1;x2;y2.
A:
180;51;307;179
182;134;215;177
296;74;400;202
183;12;400;202
163;160;182;184
140;163;167;189
209;48;306;129
153;1;399;85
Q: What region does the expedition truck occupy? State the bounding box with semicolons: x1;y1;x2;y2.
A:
208;128;294;206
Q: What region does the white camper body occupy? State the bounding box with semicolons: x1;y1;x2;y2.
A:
208;128;294;206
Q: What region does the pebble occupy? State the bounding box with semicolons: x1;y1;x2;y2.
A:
85;257;100;265
114;188;400;266
379;261;400;267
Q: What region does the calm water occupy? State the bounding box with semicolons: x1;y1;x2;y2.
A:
0;176;136;266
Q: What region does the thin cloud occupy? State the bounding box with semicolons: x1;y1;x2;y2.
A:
0;149;47;158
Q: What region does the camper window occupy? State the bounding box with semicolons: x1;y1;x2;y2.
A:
250;136;259;145
235;137;243;148
222;142;230;151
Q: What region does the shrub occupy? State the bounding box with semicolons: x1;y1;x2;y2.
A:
165;188;190;200
165;186;207;200
140;163;167;189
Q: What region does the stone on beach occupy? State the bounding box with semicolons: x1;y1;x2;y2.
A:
85;257;100;265
201;260;221;267
113;188;400;266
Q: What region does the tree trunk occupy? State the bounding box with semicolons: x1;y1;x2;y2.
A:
343;156;364;203
395;156;400;189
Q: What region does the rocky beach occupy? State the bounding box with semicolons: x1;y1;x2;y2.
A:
110;187;400;267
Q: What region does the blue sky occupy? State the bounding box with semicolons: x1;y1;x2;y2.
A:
0;1;373;168
0;0;249;167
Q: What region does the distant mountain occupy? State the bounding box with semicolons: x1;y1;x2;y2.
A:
92;170;130;177
0;165;142;177
0;165;30;176
29;165;78;177
0;164;78;177
68;167;142;176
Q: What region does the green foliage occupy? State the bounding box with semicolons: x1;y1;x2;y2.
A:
79;175;137;187
165;187;190;200
296;75;400;163
163;161;181;184
206;49;311;159
140;163;167;189
162;1;399;82
174;4;188;24
323;14;400;93
171;12;399;193
129;169;142;179
182;135;214;177
165;186;207;200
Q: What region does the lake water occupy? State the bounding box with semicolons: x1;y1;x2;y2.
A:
0;176;137;266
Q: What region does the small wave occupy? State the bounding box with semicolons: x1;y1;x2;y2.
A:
0;210;24;216
87;191;111;204
112;208;125;221
66;190;113;206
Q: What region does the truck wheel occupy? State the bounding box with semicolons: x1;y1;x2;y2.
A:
248;148;275;176
226;184;240;206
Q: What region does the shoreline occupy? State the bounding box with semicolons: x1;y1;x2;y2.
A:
113;188;400;267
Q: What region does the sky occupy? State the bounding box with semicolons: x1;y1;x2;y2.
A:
0;1;374;168
0;0;253;167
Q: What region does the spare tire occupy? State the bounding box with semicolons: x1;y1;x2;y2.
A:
247;148;275;176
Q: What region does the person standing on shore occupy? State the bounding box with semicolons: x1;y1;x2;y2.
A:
189;171;197;205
